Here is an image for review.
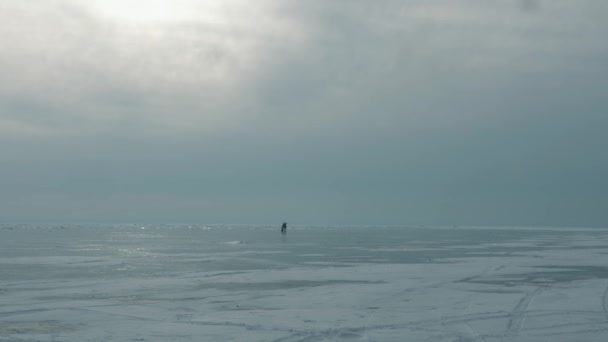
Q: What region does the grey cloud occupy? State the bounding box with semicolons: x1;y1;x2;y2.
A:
1;0;607;225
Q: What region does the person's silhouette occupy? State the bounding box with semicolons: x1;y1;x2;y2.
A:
281;222;287;233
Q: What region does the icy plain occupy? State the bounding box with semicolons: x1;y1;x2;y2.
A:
1;224;608;341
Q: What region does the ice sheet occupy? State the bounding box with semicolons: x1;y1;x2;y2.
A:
2;224;608;341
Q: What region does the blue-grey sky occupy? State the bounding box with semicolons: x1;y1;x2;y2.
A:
1;0;607;226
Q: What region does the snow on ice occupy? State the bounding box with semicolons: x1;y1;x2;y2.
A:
1;224;608;341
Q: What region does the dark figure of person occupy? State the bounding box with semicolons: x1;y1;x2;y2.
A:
281;222;287;233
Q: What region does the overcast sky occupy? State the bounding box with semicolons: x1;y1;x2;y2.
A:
1;0;607;226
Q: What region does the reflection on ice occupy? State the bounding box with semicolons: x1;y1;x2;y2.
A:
1;225;608;341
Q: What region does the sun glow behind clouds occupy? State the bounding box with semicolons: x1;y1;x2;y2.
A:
63;0;302;133
91;0;193;22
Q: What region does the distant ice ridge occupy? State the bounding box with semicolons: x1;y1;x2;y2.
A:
1;224;608;341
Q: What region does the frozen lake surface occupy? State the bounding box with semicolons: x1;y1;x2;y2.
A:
2;224;608;341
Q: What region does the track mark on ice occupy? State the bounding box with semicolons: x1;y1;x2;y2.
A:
461;265;506;342
503;286;545;341
73;307;163;323
461;297;486;342
458;264;505;342
272;312;513;342
602;280;608;321
292;329;367;342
